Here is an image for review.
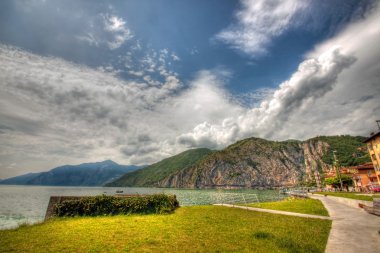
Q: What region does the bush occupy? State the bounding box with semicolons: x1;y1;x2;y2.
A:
54;194;179;217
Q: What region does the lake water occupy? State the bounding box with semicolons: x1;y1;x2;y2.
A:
0;185;285;230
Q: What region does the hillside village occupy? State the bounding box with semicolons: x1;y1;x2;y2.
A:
321;122;380;193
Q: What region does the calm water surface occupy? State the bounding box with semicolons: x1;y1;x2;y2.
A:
0;185;283;230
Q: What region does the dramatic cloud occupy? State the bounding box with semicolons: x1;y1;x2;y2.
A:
0;1;379;178
216;0;309;56
0;46;238;177
179;5;380;147
215;0;373;57
178;47;357;147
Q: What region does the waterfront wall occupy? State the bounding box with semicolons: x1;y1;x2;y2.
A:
45;196;85;220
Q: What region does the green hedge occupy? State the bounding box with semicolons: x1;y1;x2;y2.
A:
54;194;179;217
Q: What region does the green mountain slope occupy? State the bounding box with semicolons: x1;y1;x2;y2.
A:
158;138;305;188
158;135;370;188
107;135;370;189
308;135;370;166
106;148;213;187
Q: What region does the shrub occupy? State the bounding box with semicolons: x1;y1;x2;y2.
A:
54;194;179;217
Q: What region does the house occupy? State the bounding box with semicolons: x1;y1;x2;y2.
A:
350;163;378;192
323;163;377;192
364;130;380;185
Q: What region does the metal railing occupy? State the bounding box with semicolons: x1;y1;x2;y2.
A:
177;192;265;206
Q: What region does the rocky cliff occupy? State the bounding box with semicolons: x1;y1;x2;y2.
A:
158;138;305;188
156;136;368;188
105;135;369;188
302;139;331;182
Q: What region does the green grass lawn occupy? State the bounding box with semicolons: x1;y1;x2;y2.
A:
313;192;378;201
244;197;329;216
0;206;331;253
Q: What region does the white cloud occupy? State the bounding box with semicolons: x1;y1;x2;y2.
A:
128;70;144;77
77;13;133;50
233;87;276;107
126;48;180;81
178;47;357;147
1;3;379;178
216;0;309;56
141;53;157;72
179;5;380;147
0;46;237;177
171;52;180;61
104;15;126;32
103;14;133;49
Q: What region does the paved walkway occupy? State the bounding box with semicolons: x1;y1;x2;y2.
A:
213;203;331;220
310;195;380;253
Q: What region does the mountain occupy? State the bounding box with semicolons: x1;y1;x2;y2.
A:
0;172;43;185
0;160;141;186
108;135;370;188
308;136;370;166
158;138;305;188
106;148;213;187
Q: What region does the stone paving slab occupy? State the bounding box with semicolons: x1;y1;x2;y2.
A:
310;195;380;253
213;203;332;220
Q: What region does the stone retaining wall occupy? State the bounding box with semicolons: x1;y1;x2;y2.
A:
45;196;85;220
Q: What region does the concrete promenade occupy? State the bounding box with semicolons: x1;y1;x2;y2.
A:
310;195;380;253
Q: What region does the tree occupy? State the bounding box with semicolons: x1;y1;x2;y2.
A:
324;175;353;191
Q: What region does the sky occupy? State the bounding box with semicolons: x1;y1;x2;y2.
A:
0;0;380;178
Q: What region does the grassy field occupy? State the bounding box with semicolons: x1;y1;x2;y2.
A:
0;206;331;253
313;192;378;201
245;197;329;216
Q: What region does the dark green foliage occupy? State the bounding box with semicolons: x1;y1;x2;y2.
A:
54;194;179;217
324;175;353;189
272;140;302;152
225;137;301;152
106;148;213;187
309;135;370;166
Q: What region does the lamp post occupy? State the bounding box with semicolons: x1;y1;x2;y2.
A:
333;150;344;191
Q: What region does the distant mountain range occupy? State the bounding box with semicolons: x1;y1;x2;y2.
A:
1;135;370;189
107;135;370;188
0;160;141;186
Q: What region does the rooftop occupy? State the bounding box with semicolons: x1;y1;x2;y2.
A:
364;131;380;143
